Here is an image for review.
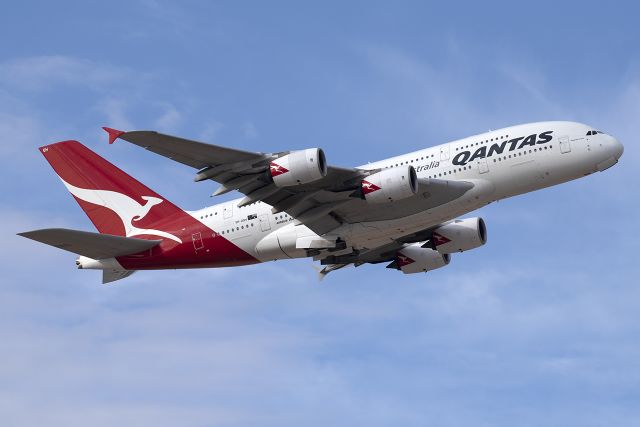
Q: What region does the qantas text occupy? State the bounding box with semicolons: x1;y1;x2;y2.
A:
452;131;553;166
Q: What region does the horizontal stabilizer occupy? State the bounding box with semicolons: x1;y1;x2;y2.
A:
103;269;136;284
18;228;160;259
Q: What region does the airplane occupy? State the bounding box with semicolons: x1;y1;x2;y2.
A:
19;121;623;283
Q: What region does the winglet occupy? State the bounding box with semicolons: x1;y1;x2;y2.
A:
102;127;125;144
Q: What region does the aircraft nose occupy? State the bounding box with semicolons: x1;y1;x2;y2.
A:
609;135;624;159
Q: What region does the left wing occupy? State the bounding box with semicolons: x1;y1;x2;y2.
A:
108;128;474;235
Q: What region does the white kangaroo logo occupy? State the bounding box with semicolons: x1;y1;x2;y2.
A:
60;178;182;243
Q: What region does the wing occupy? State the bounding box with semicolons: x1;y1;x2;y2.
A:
317;222;441;265
111;129;474;235
314;223;447;277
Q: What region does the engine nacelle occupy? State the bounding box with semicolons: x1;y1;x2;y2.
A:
431;217;487;253
362;166;417;203
270;148;327;187
395;243;450;274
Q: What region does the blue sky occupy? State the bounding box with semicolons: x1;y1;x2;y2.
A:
1;1;639;426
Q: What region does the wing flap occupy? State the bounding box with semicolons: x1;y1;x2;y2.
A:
18;228;161;259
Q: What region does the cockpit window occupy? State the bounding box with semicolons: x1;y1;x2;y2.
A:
586;130;601;136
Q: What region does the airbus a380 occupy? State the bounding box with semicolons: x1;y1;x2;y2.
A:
19;121;623;283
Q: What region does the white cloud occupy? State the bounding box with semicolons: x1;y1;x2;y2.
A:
95;97;134;130
0;112;42;157
356;44;498;140
199;120;224;142
0;55;129;92
134;0;197;40
603;78;640;165
497;62;565;117
153;103;182;132
243;121;258;139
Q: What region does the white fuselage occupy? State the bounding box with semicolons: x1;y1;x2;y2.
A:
189;121;623;262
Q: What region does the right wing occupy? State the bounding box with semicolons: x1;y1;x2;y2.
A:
314;222;454;277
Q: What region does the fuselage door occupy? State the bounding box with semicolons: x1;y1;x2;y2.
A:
223;203;233;219
440;144;450;161
192;232;204;251
259;214;271;232
559;136;571;154
477;158;489;174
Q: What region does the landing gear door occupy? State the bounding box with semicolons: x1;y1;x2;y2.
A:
559;136;571;154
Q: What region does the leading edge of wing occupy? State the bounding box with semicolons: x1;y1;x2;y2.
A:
117;130;266;170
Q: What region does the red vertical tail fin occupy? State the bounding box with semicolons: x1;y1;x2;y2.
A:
40;141;184;242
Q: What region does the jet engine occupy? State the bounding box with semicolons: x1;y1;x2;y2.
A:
387;243;451;274
362;166;418;203
270;148;327;187
389;243;451;274
430;217;487;253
